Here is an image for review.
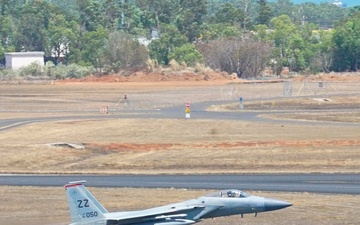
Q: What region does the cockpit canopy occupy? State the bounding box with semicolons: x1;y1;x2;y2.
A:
205;189;250;198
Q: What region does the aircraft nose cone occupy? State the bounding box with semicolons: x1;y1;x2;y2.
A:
264;198;292;211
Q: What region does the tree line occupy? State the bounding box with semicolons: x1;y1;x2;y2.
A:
0;0;359;79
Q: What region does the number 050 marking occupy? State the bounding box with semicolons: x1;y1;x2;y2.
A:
83;211;98;218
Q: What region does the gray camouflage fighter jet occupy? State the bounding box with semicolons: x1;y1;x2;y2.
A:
65;180;292;225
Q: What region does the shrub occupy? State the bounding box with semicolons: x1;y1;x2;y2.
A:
51;63;67;79
168;43;203;67
66;64;92;78
104;31;149;72
146;59;161;72
168;59;182;71
0;69;20;81
49;63;93;79
19;62;45;77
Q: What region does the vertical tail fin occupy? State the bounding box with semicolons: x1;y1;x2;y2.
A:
64;181;108;224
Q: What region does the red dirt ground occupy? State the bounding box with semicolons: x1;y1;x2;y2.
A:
56;71;360;84
86;139;360;152
57;71;232;83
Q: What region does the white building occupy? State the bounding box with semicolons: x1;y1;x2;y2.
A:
5;52;45;69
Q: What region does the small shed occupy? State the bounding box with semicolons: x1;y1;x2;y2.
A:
5;52;45;69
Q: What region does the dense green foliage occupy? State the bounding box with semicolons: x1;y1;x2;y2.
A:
0;0;359;79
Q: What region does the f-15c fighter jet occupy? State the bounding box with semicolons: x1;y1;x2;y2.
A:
65;180;292;225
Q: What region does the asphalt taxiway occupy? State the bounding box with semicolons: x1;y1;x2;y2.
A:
1;174;360;195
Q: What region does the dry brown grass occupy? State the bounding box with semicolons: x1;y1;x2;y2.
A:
212;96;360;111
1;186;360;225
210;95;360;123
265;112;360;123
0;119;360;174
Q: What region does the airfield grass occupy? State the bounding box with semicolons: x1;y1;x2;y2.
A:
0;118;360;174
0;81;360;224
211;96;360;123
1;186;360;225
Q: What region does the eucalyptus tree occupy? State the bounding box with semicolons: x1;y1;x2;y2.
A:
79;26;109;67
120;1;148;35
267;15;310;73
310;30;334;73
197;37;272;78
136;0;175;26
299;2;348;28
0;43;4;61
239;0;258;30
102;0;122;32
210;2;244;25
148;23;188;65
256;0;272;26
77;0;105;32
47;14;79;64
104;31;148;72
0;0;17;16
13;0;55;52
0;15;15;51
199;23;241;41
332;12;360;72
270;0;295;19
175;0;208;41
47;0;80;16
169;43;203;66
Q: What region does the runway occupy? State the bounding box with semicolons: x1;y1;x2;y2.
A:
1;174;360;195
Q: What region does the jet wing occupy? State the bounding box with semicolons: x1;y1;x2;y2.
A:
105;205;205;225
193;205;223;220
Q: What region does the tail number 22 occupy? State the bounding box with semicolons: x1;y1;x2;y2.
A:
77;199;89;208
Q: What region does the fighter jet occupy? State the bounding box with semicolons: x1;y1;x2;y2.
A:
65;180;292;225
